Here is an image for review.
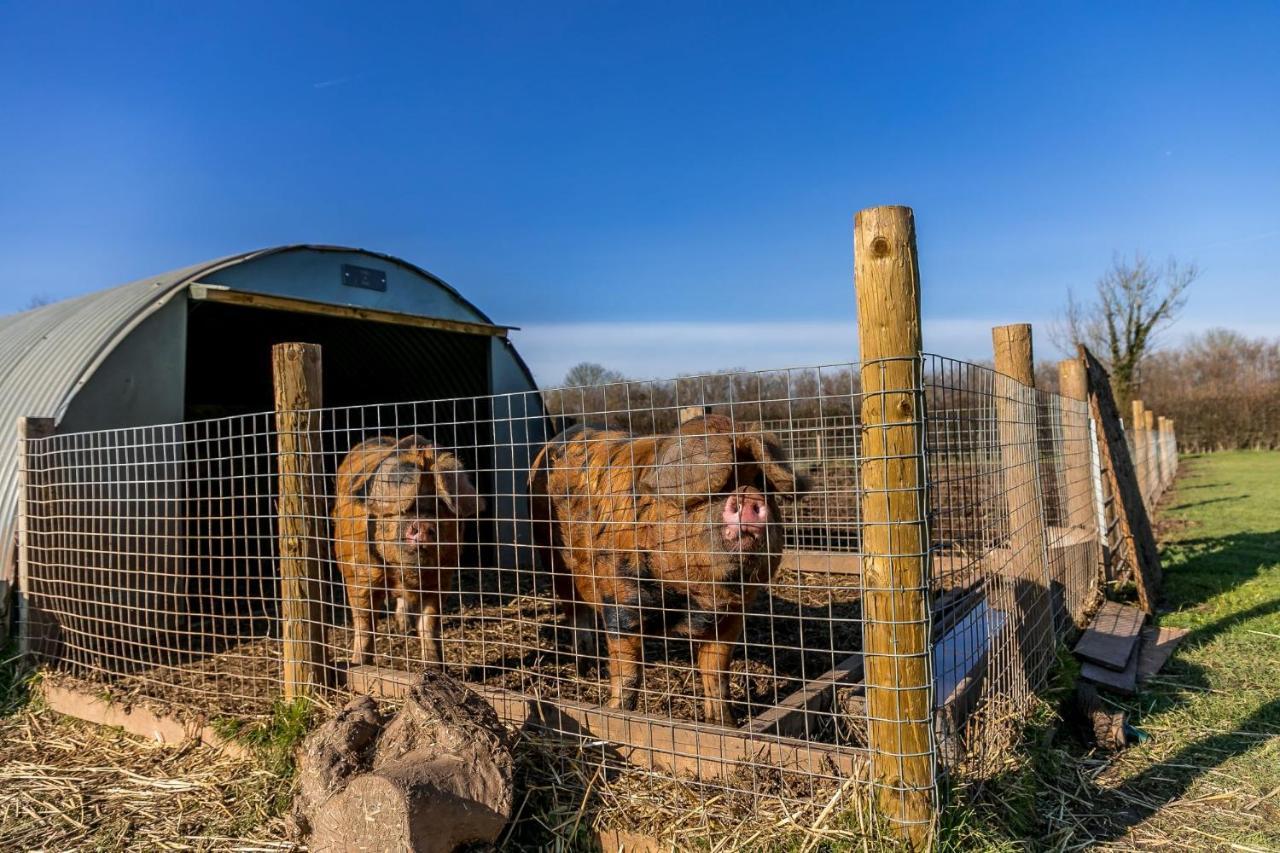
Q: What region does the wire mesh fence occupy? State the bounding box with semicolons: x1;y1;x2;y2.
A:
15;353;1176;832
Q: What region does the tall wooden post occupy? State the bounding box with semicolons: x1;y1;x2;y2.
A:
1057;359;1094;530
1156;416;1169;491
992;325;1055;678
1167;418;1178;478
853;205;933;847
273;343;330;700
1144;409;1160;498
15;416;55;656
1131;400;1148;505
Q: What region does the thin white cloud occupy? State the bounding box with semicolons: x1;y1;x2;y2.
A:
312;71;374;89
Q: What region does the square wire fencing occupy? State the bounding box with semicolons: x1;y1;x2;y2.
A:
16;354;1151;829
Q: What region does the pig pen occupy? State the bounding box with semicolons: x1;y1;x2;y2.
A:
17;350;1107;841
20;364;878;800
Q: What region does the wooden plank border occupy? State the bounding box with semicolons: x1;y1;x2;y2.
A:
742;652;864;739
191;282;512;338
40;682;250;759
347;665;868;783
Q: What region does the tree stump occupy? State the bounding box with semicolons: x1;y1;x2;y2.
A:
294;671;515;853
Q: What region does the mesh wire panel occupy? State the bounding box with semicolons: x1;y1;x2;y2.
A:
17;353;1159;828
21;364;876;816
922;356;1100;769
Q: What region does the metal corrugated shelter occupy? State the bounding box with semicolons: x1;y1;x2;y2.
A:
1;245;542;623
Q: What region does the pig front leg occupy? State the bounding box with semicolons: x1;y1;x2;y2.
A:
393;595;409;633
697;613;744;726
348;586;375;666
605;633;643;711
415;593;444;666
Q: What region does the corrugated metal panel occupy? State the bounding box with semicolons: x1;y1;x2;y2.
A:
1;254;252;607
1;245;540;610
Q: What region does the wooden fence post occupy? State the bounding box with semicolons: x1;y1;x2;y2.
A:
1057;360;1094;530
1160;416;1169;487
992;324;1056;678
15;416;55;657
853;205;934;847
1144;409;1160;498
1130;400;1148;505
273;343;330;700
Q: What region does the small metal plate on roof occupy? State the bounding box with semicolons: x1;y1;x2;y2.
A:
342;264;387;292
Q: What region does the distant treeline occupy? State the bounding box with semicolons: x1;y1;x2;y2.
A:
546;329;1280;454
1139;330;1280;452
1037;329;1280;452
542;366;861;435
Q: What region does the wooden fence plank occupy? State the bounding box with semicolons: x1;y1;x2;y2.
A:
1078;346;1162;613
1073;600;1145;671
742;652;864;738
347;665;868;783
1136;625;1191;682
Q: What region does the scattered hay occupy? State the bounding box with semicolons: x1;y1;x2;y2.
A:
0;703;295;851
500;733;897;852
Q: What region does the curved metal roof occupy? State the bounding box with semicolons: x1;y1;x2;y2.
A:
0;245;537;605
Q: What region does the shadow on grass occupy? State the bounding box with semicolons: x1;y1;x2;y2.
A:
1165;494;1249;512
1161;529;1280;612
1076;694;1280;841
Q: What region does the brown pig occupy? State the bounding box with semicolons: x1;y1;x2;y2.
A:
528;414;805;724
334;435;485;666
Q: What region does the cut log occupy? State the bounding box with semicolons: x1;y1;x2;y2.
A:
1073;600;1144;671
310;750;510;853
296;670;515;853
292;695;385;831
1074;682;1126;750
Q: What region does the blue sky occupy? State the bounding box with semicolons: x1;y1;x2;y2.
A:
2;2;1277;383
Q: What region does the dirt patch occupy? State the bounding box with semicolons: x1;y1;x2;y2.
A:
41;565;863;743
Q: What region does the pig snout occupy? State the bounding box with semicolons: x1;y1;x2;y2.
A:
722;487;769;546
404;519;436;544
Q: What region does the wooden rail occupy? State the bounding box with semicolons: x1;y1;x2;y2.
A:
347;665;868;783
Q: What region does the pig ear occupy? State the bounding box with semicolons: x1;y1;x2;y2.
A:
364;456;423;516
640;434;734;503
342;437;399;502
738;428;810;497
430;453;486;518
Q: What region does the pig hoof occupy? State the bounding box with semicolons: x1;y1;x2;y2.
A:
704;705;736;727
607;691;639;712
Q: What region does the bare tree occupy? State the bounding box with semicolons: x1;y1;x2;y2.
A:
562;362;624;387
1051;252;1199;404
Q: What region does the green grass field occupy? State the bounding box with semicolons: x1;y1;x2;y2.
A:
951;450;1280;851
